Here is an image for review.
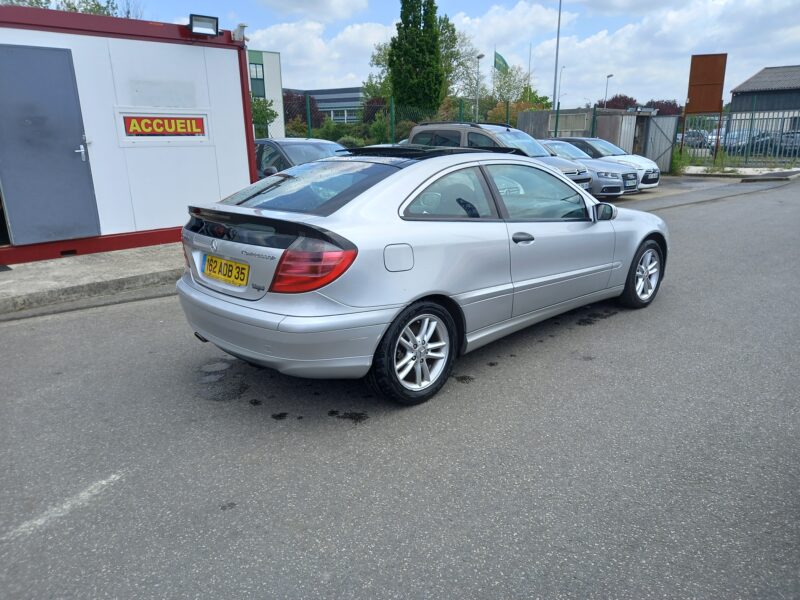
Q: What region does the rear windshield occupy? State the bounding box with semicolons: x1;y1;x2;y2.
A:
493;130;549;157
219;160;397;216
282;142;345;164
587;139;627;157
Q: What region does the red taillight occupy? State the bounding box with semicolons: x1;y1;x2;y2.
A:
269;237;357;293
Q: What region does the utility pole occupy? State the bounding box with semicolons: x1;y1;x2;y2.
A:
552;0;562;106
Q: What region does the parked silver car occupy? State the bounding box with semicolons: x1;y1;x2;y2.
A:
409;122;593;190
554;137;660;190
539;139;639;198
178;147;669;405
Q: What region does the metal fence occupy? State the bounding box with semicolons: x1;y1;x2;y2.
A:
274;94;516;147
679;108;800;168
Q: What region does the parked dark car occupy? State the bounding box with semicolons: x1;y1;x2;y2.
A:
255;138;346;178
723;131;778;156
682;130;708;148
779;131;800;157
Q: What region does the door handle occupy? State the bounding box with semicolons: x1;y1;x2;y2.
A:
74;144;86;161
512;232;535;245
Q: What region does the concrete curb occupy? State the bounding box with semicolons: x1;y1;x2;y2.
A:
0;268;183;315
740;171;800;183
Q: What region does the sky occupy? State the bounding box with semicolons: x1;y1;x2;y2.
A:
150;0;800;108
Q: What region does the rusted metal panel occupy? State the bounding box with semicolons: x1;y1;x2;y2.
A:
685;53;727;114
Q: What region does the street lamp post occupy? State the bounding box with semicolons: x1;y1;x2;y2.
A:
475;53;485;121
558;65;566;103
603;73;614;109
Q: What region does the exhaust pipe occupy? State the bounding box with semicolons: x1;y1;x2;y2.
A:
194;332;208;343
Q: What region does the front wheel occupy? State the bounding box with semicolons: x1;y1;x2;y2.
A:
619;240;664;308
367;301;457;405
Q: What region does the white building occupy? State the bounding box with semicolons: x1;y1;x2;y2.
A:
0;7;256;263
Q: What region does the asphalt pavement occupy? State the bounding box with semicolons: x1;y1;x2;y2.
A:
0;178;798;598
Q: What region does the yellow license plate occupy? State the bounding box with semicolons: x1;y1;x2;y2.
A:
203;254;249;287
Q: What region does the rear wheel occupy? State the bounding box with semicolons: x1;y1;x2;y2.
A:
619;240;663;308
368;301;457;405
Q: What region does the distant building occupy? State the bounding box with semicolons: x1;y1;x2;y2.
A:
248;49;285;137
730;65;800;128
284;87;365;124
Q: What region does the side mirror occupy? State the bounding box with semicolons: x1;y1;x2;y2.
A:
594;202;617;221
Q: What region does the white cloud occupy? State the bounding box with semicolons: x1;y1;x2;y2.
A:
257;0;368;23
246;0;800;110
248;20;394;89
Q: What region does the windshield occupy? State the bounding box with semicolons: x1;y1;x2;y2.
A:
493;130;549;157
587;138;627;157
543;141;591;160
219;160;396;216
281;142;345;164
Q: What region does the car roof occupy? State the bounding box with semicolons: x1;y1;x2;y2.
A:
255;137;342;145
346;144;527;164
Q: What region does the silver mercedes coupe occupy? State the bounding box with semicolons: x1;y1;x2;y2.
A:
177;147;668;405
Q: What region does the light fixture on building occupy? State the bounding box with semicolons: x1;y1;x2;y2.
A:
189;14;219;37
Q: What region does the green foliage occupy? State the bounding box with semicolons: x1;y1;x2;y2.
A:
521;85;552;109
670;146;693;174
494;65;528;102
1;0;52;7
57;0;118;15
388;0;444;111
369;113;390;144
250;95;278;138
1;0;142;15
336;136;365;148
395;119;417;141
285;116;308;138
363;43;392;99
486;101;537;128
316;118;344;142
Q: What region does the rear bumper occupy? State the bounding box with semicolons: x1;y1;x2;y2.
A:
177;277;392;379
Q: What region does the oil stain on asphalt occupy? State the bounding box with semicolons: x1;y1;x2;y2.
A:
328;410;369;424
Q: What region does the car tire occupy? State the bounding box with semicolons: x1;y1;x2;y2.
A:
367;301;457;405
619;240;664;309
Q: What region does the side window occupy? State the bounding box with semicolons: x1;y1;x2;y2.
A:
410;129;461;147
486;164;589;221
259;144;290;175
405;167;496;220
468;132;499;148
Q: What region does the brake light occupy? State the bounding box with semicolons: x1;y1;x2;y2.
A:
269;237;357;293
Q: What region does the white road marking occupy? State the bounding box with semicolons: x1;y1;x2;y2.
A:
2;472;123;542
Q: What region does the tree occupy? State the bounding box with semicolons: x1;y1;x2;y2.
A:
493;65;528;102
599;93;638;110
56;0;119;15
486;100;538;127
388;0;444;111
363;42;392;99
1;0;144;17
644;99;682;115
282;91;324;128
0;0;52;7
250;95;278;138
520;84;551;109
437;15;478;98
362;97;386;123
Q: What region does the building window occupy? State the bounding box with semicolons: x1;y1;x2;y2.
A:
249;63;264;80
